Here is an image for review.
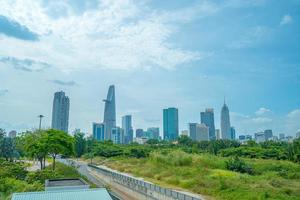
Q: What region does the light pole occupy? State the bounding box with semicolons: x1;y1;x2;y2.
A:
38;115;44;130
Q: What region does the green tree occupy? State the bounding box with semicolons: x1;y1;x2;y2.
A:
74;132;86;158
44;129;74;170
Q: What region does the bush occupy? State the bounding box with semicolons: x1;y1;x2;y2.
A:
225;157;253;175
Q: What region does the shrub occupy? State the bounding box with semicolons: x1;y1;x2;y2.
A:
225;157;253;175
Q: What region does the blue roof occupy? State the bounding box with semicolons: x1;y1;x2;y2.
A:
11;188;112;200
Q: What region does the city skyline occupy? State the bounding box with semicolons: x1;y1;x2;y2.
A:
0;0;299;136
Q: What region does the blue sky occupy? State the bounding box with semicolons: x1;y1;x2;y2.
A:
0;0;299;137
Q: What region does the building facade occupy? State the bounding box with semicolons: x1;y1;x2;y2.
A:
189;123;209;141
215;129;221;140
103;85;116;140
111;127;124;144
163;107;179;141
147;127;160;140
122;115;133;144
200;108;215;140
51;91;70;133
93;123;105;141
135;129;144;138
221;101;231;140
230;127;236;140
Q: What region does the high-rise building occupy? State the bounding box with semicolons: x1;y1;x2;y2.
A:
215;129;221;140
111;127;124;144
230;127;236;140
200;108;215;140
279;133;285;140
181;130;189;136
122;115;133;144
51;91;70;133
93;123;105;141
103;85;116;140
264;129;273;140
189;123;209;141
136;129;144;138
163;107;179;141
255;132;266;143
221;101;231;140
147;127;160;140
296;131;300;138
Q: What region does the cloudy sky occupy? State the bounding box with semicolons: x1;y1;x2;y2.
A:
0;0;299;137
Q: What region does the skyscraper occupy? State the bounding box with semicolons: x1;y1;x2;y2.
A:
136;129;144;138
51;91;70;133
147;127;160;140
122;115;133;144
189;123;209;141
230;126;236;140
200;108;215;140
163;107;179;141
103;85;116;140
221;100;231;140
111;127;124;144
93;123;105;141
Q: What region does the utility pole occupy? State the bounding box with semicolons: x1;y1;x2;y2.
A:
38;115;44;130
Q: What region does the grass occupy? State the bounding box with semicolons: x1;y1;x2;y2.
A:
87;150;300;200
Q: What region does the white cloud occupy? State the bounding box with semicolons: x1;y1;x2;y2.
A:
285;109;300;135
0;0;213;71
252;117;272;123
280;14;293;26
255;107;271;115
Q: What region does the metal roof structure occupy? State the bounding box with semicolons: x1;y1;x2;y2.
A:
11;188;113;200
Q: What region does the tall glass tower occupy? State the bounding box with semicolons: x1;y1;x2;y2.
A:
163;107;179;141
103;85;116;140
200;108;215;140
221;101;231;140
122;115;133;144
51;91;70;133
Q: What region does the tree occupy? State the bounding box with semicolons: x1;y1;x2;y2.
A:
44;129;74;170
74;132;86;158
24;131;48;169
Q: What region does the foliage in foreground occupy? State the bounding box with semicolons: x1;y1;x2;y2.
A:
89;150;300;200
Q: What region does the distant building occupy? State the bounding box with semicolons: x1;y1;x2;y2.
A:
51;91;70;133
189;123;209;141
221;101;231;140
264;129;273;140
163;107;179;141
201;108;215;140
181;130;189;136
93;123;105;141
147;127;160;140
296;131;300;138
136;129;144;138
215;129;221;140
122;115;133;144
239;134;253;144
133;137;148;144
279;133;285;140
8;130;17;138
111;127;124;144
103;85;116;140
255;132;266;143
230;127;236;140
72;128;81;135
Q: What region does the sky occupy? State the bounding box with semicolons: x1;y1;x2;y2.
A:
0;0;299;137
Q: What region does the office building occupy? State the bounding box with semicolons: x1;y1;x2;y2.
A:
296;131;300;138
111;127;124;144
255;132;266;143
103;85;116;140
122;115;133;144
51;91;70;133
163;107;179;141
147;127;160;139
264;129;273;140
200;108;215;140
215;129;221;140
221;101;231;140
230;127;236;140
136;129;144;138
133;137;148;144
279;133;285;140
93;123;105;141
189;123;209;141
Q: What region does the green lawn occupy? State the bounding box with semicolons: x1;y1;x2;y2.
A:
88;150;300;200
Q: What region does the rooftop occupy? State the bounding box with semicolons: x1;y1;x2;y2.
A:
46;178;87;187
12;189;112;200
